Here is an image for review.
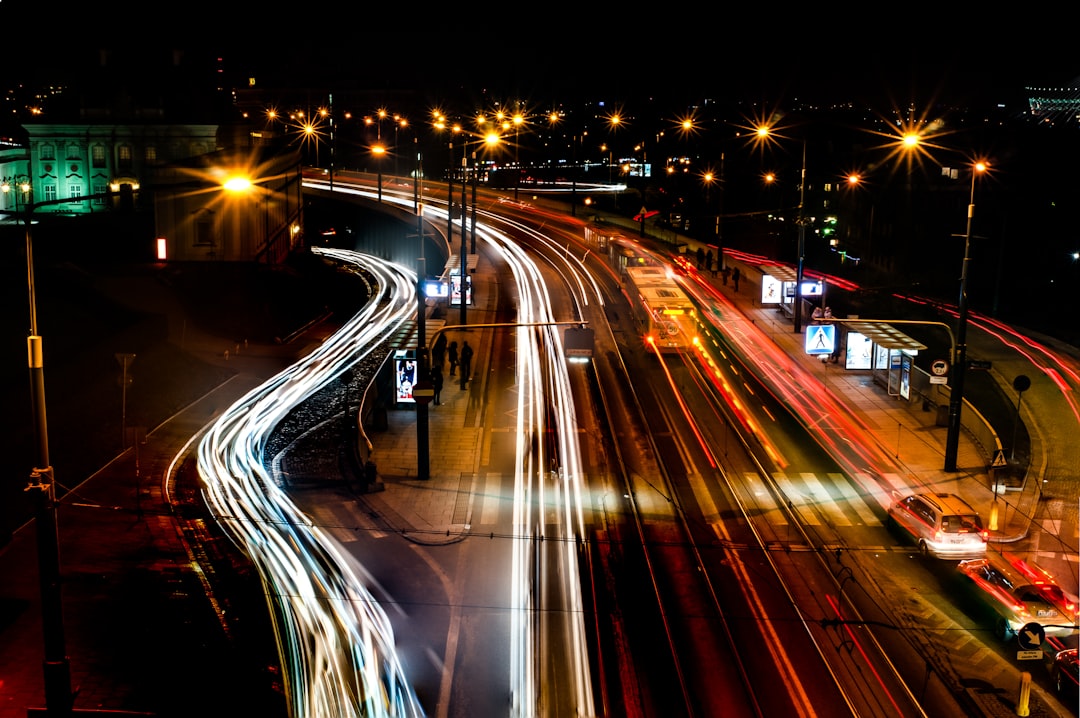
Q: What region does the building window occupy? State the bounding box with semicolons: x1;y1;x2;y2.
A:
195;214;214;246
43;184;57;203
92;145;106;167
66;144;81;161
40;144;55;160
68;184;82;200
92;183;107;205
118;144;132;169
145;145;157;162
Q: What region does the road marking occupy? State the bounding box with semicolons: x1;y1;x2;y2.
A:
480;472;503;525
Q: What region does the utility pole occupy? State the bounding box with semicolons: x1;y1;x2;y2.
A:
944;162;987;472
794;141;807;334
23;198;74;715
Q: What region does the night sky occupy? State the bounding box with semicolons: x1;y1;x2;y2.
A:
2;1;1074;110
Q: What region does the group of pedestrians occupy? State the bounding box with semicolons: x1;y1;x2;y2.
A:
427;334;475;406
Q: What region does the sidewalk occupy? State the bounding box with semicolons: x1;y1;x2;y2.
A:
0;345;297;717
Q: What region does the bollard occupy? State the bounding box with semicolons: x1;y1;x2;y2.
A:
989;500;1000;532
1015;670;1031;717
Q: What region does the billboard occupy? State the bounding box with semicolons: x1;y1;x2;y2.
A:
845;331;874;370
450;273;472;307
761;274;782;305
394;351;418;404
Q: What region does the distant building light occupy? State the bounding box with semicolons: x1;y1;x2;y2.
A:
156;237;167;260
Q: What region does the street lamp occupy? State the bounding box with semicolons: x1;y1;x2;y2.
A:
457;127;502;324
512;110;525;201
944;160;989;472
390;114;409;180
371;142;386;203
754;123;811;333
16;181;76;713
794;141;809;334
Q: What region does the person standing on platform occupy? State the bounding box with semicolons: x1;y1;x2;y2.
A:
432;333;447;371
732;267;741;292
448;340;459;376
431;365;443;405
459;341;474;384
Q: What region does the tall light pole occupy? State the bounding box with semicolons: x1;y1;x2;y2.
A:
324;100;334;191
944;160;989;472
20;185;76;713
414;139;430;481
794;140;808;334
372;142;386;203
460;141;468;325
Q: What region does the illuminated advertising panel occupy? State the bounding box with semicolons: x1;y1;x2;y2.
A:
425;279;448;298
450;274;472;307
845;332;874;370
875;344;890;371
394;351;417;404
761;274;782;305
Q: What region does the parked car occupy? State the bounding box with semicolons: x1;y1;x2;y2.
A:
1051;647;1078;702
957;553;1079;641
886;492;988;559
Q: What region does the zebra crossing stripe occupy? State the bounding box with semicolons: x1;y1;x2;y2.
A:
771;472;886;528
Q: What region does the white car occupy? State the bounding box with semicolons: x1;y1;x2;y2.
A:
886;492;988;559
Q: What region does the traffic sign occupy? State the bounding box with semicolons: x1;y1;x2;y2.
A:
1017;622;1045;651
804;324;835;355
967;359;992;370
991;449;1008;468
413;380;434;405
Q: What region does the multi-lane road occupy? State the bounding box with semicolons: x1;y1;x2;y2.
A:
198;170;1077;717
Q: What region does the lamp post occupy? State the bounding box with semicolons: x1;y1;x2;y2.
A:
512;110;524;201
944;161;988;472
460;141;468;325
794;141;808;334
754;123;810;333
324;100;334;191
17;183;76;714
371;142;386;203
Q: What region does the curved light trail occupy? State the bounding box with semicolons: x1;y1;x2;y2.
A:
279;176;596;715
197;248;424;718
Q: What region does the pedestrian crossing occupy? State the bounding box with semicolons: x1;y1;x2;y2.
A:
743;471;909;529
308;499;386;543
401;470;911;532
302;469;922;541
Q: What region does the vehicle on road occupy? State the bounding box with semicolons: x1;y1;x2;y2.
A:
1051;647;1078;703
886;492;988;559
957;553;1079;641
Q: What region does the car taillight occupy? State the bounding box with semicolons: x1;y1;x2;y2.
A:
980;530;989;542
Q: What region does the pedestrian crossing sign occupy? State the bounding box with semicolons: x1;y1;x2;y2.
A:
991;449;1007;468
805;324;836;355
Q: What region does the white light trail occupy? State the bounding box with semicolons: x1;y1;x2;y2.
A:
197;248;424;718
305;177;596;716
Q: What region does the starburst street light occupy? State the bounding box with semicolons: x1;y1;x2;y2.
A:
293;113;327;167
371;142;387;203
